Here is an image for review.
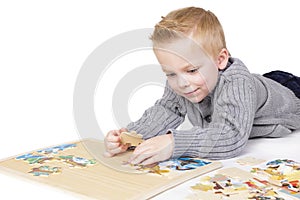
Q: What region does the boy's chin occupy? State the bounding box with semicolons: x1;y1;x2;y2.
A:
186;96;205;103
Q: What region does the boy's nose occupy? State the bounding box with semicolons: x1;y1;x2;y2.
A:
177;75;190;88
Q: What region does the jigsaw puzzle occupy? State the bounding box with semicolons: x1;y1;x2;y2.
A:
251;159;300;198
0;139;222;200
187;159;300;200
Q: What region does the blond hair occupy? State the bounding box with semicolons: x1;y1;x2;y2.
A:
150;7;227;59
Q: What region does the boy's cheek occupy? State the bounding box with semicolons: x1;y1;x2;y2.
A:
167;81;178;91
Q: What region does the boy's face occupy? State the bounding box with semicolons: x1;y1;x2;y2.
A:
154;38;226;103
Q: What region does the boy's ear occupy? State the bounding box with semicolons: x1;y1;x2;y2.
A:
217;48;229;70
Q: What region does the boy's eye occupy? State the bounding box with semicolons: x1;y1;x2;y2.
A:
166;73;176;77
187;68;199;73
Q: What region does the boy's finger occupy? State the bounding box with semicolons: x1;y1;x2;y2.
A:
140;155;158;166
103;151;114;157
106;133;120;142
108;146;128;155
105;142;120;150
129;153;151;165
129;148;155;165
119;127;128;133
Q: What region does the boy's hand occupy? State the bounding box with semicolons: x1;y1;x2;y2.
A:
128;134;174;165
103;128;129;157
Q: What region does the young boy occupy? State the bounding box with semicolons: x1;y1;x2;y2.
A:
104;7;300;165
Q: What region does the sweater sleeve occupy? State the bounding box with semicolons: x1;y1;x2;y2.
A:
127;82;186;139
170;76;256;160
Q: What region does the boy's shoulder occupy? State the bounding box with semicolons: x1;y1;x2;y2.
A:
218;57;257;88
219;57;253;81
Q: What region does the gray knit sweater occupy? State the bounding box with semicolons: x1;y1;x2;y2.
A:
127;57;300;160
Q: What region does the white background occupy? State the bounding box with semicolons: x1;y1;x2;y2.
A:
1;0;300;199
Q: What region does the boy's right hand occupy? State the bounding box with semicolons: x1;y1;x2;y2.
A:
103;128;129;157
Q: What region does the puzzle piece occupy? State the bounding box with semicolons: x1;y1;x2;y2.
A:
251;159;300;194
59;155;96;168
15;143;78;164
123;157;212;176
190;172;285;199
120;131;143;147
37;143;77;154
29;165;61;176
15;153;55;164
14;143;98;177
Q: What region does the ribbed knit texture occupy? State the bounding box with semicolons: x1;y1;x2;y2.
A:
127;57;300;160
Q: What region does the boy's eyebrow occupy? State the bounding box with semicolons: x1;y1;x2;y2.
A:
161;63;196;72
182;63;200;70
161;67;171;73
182;64;194;69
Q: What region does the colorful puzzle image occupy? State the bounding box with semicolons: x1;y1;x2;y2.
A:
14;142;97;176
58;155;96;168
123;157;212;176
29;165;62;176
0;139;222;199
187;159;300;200
251;159;300;198
37;143;76;154
16;153;54;165
188;172;285;199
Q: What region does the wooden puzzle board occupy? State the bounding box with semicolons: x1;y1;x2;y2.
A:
0;139;222;200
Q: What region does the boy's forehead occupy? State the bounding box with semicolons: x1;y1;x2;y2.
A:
155;50;194;68
154;37;209;59
155;37;203;52
154;39;211;67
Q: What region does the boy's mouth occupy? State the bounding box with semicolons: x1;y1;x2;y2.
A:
184;88;200;96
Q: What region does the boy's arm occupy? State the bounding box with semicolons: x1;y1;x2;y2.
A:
127;82;186;139
169;77;256;160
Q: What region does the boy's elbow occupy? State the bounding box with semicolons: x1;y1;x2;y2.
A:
202;140;247;160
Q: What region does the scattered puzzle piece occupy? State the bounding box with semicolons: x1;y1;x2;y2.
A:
279;187;300;199
120;131;143;147
251;159;300;195
190;171;285;200
186;190;249;200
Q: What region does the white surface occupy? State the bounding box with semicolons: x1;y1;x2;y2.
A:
1;0;300;199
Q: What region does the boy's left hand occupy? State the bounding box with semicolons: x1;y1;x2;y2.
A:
128;134;174;165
